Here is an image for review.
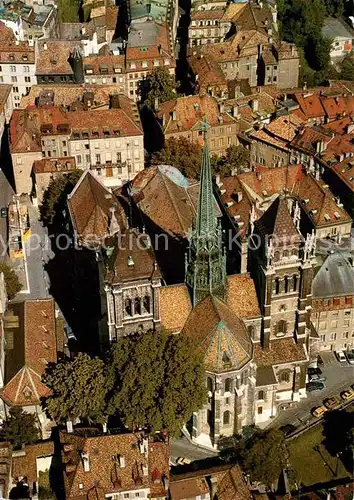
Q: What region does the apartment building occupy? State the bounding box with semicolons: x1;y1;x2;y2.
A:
83;55;125;92
33;156;77;204
312;252;354;352
0;39;35;107
188;8;232;47
156;94;238;155
10;92;144;193
35;41;84;84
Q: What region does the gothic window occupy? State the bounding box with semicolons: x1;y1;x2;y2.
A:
224;378;232;393
125;298;132;316
223;410;231;425
293;274;298;291
207;376;213;392
134;297;141;315
248;325;255;338
258;390;264;400
274;277;280;295
275;320;287;336
207;409;213;426
143;295;151;313
283;249;289;258
292;248;298;257
274;251;280;262
284;276;289;293
279;370;291;383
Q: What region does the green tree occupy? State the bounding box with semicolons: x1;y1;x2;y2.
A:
107;330;206;436
212;144;250;176
0;263;22;300
42;353;109;425
40;170;82;229
151;137;203;179
243;428;287;489
58;0;80;22
323;0;344;17
1;407;39;449
139;67;177;110
340;53;354;80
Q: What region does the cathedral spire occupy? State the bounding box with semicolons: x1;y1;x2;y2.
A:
185;118;226;306
196;120;217;237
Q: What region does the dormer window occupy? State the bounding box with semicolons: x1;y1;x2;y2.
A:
9;54;14;61
153;60;159;67
130;62;136;69
142;61;148;68
22;54;28;61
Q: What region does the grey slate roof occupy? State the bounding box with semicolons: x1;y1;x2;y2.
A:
312;252;354;299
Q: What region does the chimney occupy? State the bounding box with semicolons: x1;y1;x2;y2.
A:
236;191;243;203
154;97;159;111
118;455;126;468
233;104;239;118
215;174;221;186
15;40;19;46
291;45;295;56
256;171;262;180
43;42;48;50
172;109;177;120
219;102;224;114
210;477;218;499
66;420;73;433
303;81;307;91
251;99;259;112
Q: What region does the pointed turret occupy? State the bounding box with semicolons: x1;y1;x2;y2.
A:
185;119;226;306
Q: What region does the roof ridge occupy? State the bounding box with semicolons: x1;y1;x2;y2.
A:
160;172;187;234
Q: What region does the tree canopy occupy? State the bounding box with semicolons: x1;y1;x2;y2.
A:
139;68;177;110
42;353;109;424
212;144;250;176
339;53;354;81
107;330;206;436
1;407;39;449
151;137;202;178
40;170;82;230
0;263;22;300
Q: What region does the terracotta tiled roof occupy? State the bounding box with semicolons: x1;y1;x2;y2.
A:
0;40;34;64
277;42;299;60
250;128;290;151
169;477;210;499
291;126;333;155
157;94;236;135
20;84;122;109
2;299;56;406
294;92;326;120
217;465;252;500
221;3;248;22
83;54;125;75
12;441;54;484
106;229;161;284
67;170;127;243
265;113;304;142
67;107;143;137
60;431;169;499
226;274;260;319
0;21;15;41
198;30;269;62
323;115;354;135
188;54;227;91
36;42;77;75
33;157;76;174
331;156;354;193
320;93;354;120
234;2;274;36
255;195;301;244
159;284;192;333
253;338;307;367
191;9;224;20
183;295;252;373
0;84;12;111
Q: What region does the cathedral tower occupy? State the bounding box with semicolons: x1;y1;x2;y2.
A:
185;120;226;306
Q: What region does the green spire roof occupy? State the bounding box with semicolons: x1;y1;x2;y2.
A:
196;120;217;237
185;118;226;306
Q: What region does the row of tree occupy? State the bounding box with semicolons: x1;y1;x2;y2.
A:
41;330;206;436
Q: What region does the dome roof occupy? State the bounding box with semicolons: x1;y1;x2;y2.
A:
182;295;252;373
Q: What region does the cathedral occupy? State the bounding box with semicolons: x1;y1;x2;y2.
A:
68;125;315;449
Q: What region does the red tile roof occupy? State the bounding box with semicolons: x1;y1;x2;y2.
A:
254;338;307;367
0;40;35;64
331;156;354;193
33;157;76;174
2;299;57;406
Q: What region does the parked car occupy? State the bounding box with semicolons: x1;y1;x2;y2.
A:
309;373;326;382
324;397;341;410
0;207;7;218
312;405;328;418
308;367;322;376
345;351;354;365
336;350;347;363
341;389;354;401
306;381;326;392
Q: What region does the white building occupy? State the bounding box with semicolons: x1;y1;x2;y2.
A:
322;18;353;60
0;40;36;107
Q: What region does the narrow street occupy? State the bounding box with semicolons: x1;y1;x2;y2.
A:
0;169;14;261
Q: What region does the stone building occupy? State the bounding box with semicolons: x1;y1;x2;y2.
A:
312;252;354;352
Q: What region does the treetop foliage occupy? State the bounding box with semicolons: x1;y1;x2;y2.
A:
0;262;22;300
139;67;177;110
1;407;39;449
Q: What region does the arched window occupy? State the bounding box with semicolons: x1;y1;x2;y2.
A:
274;251;280;262
274;277;280;295
125;298;132;316
283;249;289;259
279;370;291;383
258;390;264;400
275;320;287;336
248;325;255;338
293;274;298;291
292;248;298;257
134;297;141;315
207;377;213;392
284;276;289;293
223;411;231;425
143;295;150;313
224;378;232;393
